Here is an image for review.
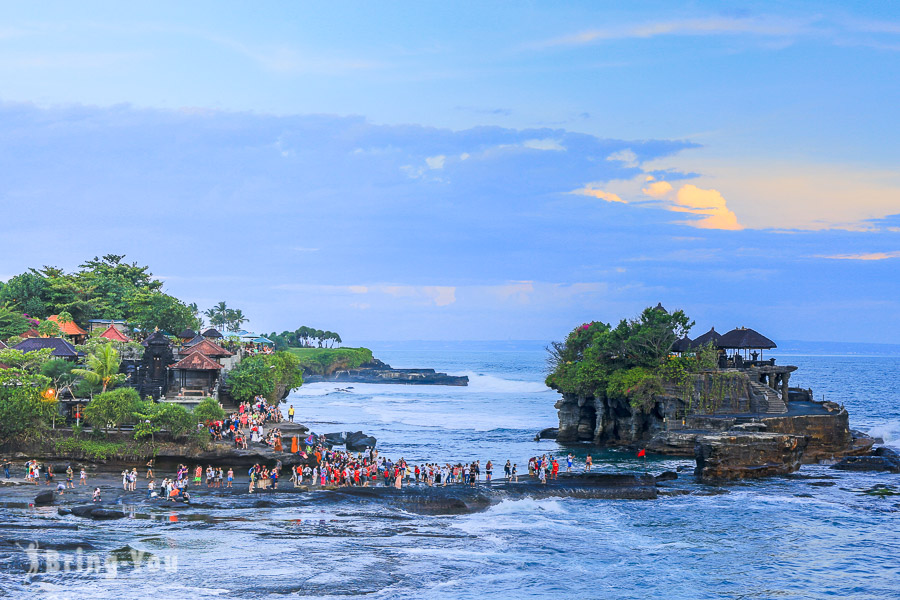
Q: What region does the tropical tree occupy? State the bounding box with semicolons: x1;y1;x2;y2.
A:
0;304;30;339
0;368;57;444
41;359;78;398
0;348;54;373
72;343;126;393
37;319;62;338
148;402;194;439
82;387;141;434
193;397;226;423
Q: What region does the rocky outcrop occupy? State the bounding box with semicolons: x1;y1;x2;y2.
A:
832;447;900;473
694;432;807;482
760;402;862;462
305;359;468;386
346;431;377;451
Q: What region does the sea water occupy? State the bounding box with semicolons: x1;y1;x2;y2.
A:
1;343;899;599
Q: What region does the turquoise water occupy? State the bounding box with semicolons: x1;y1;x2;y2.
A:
1;344;898;598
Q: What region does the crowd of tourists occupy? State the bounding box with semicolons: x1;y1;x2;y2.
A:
204;397;285;449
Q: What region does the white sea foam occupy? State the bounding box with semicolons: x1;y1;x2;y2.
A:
463;372;549;394
867;419;900;446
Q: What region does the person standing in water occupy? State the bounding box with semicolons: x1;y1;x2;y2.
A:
585;454;593;472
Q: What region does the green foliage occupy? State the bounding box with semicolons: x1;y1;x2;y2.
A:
82;387;141;433
0;304;31;339
203;302;248;332
0;368;57;444
37;319;62;338
605;367;665;414
269;326;342;350
546;306;697;412
52;438;148;461
126;289;198;334
74;254;162;319
72;343;126;392
40;359;77;395
227;351;305;403
287;347;372;375
193;397;226;423
0;254;201;338
227;356;275;402
0;348;55;374
0;272;49;318
146;402;194;439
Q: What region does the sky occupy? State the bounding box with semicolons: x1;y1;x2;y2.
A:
0;1;899;343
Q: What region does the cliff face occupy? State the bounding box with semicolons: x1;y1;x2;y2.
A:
555;371;763;446
553;373;863;465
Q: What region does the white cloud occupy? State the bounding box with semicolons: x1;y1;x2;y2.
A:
536;16;812;47
607;149;639;167
522;138;565;151
425;155;446;169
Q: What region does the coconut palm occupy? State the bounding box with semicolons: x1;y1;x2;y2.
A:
72;343;126;393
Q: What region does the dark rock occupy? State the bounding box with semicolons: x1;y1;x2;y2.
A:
874;446;900;461
832;455;900;473
57;507;72;515
324;432;346;445
694;432;807;482
655;471;678;483
305;361;468;386
346;431;377;451
33;490;55;505
69;505;126;519
71;505;96;517
535;427;558;441
89;508;126;519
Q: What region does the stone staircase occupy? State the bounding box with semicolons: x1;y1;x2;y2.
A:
750;380;788;414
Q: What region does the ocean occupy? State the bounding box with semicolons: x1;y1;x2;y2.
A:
1;342;899;599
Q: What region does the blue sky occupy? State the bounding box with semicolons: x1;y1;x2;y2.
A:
0;2;899;343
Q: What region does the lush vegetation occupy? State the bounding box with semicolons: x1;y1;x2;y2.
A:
0;368;57;445
82;387;142;433
226;351;304;403
193;396;226;423
72;343;127;393
0;255;201;335
203;301;248;332
286;346;373;375
546;306;722;412
268;326;342;350
53;437;151;461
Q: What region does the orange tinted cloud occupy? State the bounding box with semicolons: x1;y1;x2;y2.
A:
572;186;626;203
820;251;900;260
642;180;673;198
669;184;743;230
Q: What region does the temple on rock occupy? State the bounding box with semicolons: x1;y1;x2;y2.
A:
550;321;871;466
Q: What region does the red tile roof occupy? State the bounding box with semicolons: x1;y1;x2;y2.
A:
48;315;88;336
99;324;131;342
183;338;233;358
20;329;41;339
170;350;223;370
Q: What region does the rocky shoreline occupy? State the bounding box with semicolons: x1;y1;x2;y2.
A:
304;358;468;386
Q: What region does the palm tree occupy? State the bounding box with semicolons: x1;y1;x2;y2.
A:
72;343;126;393
228;309;248;331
